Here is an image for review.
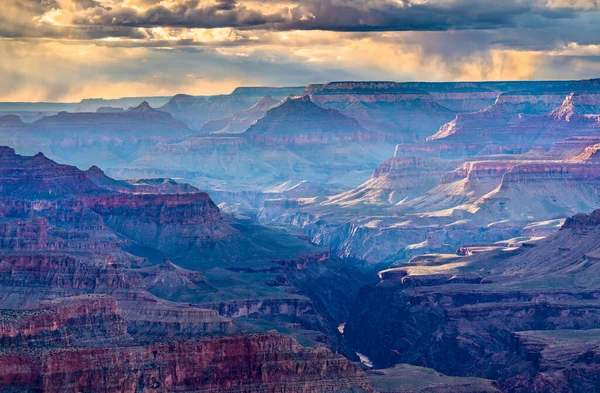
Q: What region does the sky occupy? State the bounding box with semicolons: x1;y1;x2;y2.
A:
1;0;600;102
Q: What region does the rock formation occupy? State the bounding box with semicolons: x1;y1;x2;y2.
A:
244;95;383;146
0;146;377;392
307;82;456;141
345;207;600;391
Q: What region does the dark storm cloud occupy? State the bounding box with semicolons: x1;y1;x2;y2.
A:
72;0;287;29
69;0;591;32
3;0;598;43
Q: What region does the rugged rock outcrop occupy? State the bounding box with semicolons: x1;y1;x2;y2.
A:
0;295;127;347
322;156;462;208
0;333;372;393
0;147;375;390
428;90;600;152
345;207;600;391
0;147;108;199
504;329;600;393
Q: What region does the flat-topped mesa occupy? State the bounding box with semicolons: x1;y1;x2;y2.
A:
405;82;499;112
0;146;17;157
36;104;177;124
32;104;190;138
161;94;206;109
230;86;305;98
492;91;568;111
95;107;124;113
305;82;455;141
307;81;426;102
82;193;221;225
243;95;381;146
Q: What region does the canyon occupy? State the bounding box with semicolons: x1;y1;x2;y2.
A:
3;78;600;392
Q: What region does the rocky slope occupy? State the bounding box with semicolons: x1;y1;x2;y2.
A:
428;86;600;153
243;95;383;146
427;91;566;143
344;207;600;391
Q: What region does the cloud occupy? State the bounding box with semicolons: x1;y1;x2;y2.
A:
1;0;599;101
67;0;594;32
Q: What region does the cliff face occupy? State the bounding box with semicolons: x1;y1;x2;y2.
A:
504;330;600;393
0;333;372;393
0;295;127;347
0;297;371;392
465;161;600;222
307;82;455;142
428;91;600;151
83;193;221;225
322;156;462;207
344;207;600;392
427;92;566;143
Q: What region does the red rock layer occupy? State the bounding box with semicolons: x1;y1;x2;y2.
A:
0;295;126;347
82;193;221;224
0;334;372;393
